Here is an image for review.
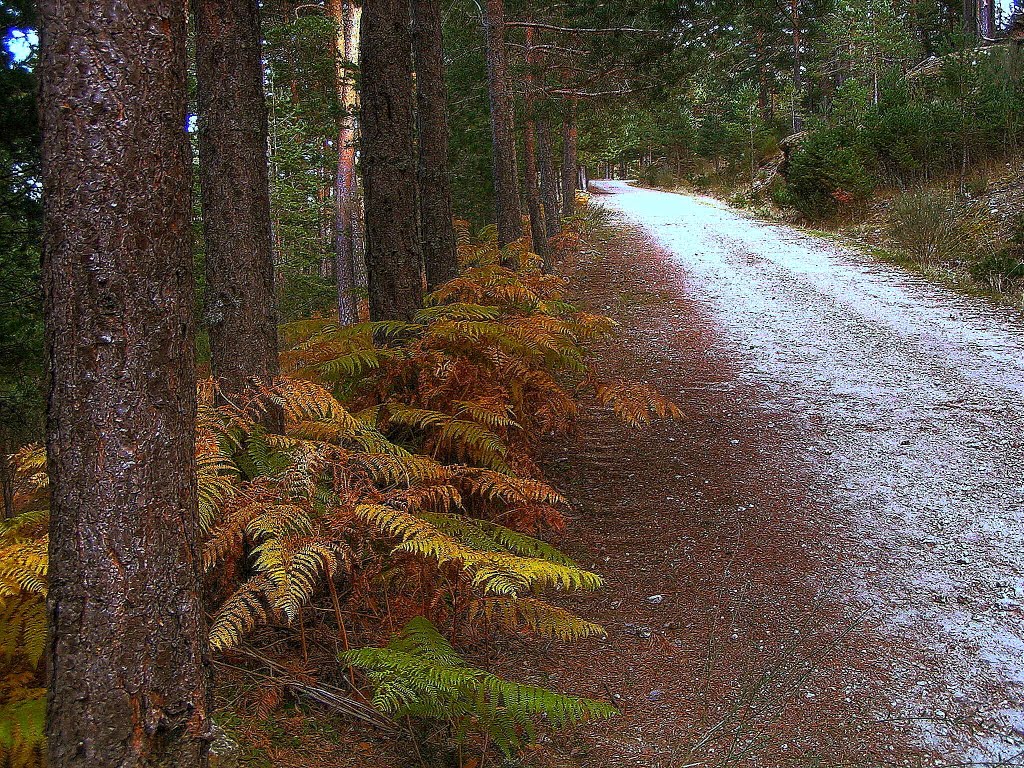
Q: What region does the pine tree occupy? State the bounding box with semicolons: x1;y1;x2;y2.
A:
330;0;363;325
483;0;525;247
412;0;460;289
361;0;426;320
38;0;210;764
196;0;283;425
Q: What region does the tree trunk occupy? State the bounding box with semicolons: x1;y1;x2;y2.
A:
523;28;550;265
331;0;363;324
791;0;803;132
361;0;425;320
536;116;561;238
38;1;210;765
412;0;459;288
755;26;771;123
963;0;978;37
483;0;524;247
196;0;282;424
561;99;579;218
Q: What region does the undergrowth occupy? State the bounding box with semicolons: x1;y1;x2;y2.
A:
0;213;679;766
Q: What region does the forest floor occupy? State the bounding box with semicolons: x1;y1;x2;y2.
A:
484;183;1024;768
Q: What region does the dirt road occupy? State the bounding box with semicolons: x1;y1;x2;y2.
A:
514;181;1024;767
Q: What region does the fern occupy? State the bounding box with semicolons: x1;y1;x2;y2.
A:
595;381;684;428
342;617;617;756
469;596;606;641
354;504;602;595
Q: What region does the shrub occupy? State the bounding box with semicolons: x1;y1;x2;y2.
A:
885;189;996;267
636;161;677;189
784;126;876;218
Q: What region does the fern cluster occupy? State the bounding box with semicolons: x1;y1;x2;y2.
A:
0;221;679;760
0;449;48;767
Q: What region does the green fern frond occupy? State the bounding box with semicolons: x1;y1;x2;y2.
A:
0;596;46;667
387;404;511;470
0;691;46;758
421;514;579;567
453;399;518;430
310;347;402;383
351;452;450;487
245;504;314;541
342;617;617;755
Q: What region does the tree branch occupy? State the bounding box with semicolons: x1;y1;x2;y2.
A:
507;21;661;36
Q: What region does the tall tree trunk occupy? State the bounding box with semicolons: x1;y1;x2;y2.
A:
483;0;524;247
963;0;978;37
523;28;550;265
536;116;561;237
791;0;804;132
361;0;425;320
331;0;362;324
755;26;771;122
196;0;282;424
523;121;549;265
412;0;459;288
38;1;210;765
561;99;579;218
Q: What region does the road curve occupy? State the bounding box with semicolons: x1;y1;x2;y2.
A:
591;180;1024;763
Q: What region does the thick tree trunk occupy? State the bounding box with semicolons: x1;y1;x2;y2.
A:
412;0;459;288
38;1;210;766
331;0;362;324
196;0;282;421
536;116;561;237
561;99;579;218
361;0;425;320
483;0;524;247
523;28;550;264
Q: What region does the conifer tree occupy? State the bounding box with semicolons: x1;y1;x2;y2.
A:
413;0;460;288
483;0;525;246
38;0;210;764
330;0;363;324
361;0;425;319
196;0;282;425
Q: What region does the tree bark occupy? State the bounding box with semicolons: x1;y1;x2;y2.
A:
755;26;771;123
523;28;550;265
790;0;804;132
38;1;210;765
962;0;978;37
561;99;579;218
196;0;282;422
330;0;363;324
536;116;561;237
361;0;425;320
483;0;524;247
412;0;459;288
